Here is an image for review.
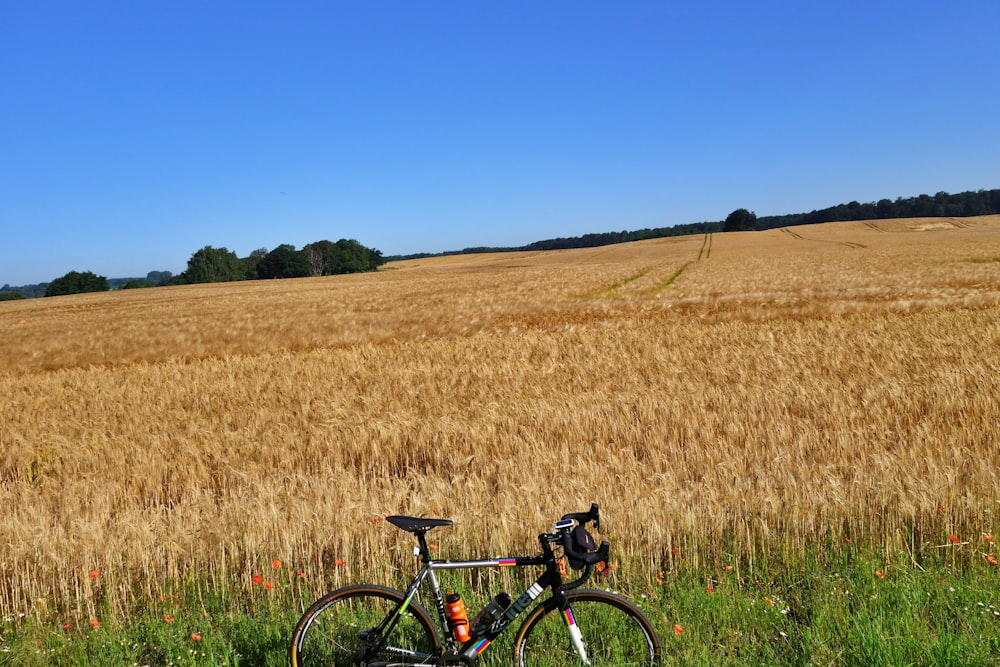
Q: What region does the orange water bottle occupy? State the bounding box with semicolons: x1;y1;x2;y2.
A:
446;592;471;643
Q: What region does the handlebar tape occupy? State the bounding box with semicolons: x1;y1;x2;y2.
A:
561;532;611;566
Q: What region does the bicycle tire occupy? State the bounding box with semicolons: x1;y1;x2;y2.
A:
512;589;661;666
290;583;441;667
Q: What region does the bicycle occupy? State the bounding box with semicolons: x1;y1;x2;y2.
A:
289;503;661;666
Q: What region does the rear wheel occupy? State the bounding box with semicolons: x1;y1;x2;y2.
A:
513;589;660;666
290;584;441;667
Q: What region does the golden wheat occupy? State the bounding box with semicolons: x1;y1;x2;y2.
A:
1;216;999;619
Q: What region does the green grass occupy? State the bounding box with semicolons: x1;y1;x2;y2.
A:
3;544;998;666
647;543;1000;666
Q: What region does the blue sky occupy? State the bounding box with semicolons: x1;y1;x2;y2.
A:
2;1;998;286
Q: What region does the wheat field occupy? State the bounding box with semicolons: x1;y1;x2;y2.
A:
2;216;999;621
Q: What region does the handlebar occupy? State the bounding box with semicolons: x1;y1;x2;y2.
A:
560;502;601;531
561;533;610;568
556;503;610;569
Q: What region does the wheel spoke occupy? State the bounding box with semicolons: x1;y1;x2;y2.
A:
291;585;439;667
515;590;660;666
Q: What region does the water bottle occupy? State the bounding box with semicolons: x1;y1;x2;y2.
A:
472;592;511;636
446;592;471;643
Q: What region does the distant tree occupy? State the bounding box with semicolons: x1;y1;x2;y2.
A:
240;248;268;280
0;291;26;301
146;271;173;286
44;271;110;297
913;194;941;217
180;246;243;284
875;198;896;218
332;239;367;273
0;283;47;298
256;244;311;279
303;239;385;275
723;208;758;232
963;194;989;216
991;189;1000;213
303;240;337;276
121;279;152;289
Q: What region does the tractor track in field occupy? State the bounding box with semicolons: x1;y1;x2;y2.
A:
585;233;711;299
780;226;867;249
697;232;713;260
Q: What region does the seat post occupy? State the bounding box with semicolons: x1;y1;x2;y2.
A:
414;530;432;563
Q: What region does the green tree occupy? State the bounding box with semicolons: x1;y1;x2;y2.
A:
241;248;268;280
875;198;896;218
146;271;173;286
332;238;383;273
0;291;26;301
303;240;337;276
723;208;758;232
303;239;385;275
256;244;310;279
44;271;110;297
963;194;989;216
180;246;243;284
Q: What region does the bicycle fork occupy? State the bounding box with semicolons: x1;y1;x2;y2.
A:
561;606;591;666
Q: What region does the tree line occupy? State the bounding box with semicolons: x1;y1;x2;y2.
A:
752;188;1000;231
173;239;384;285
0;239;384;299
385;188;1000;259
3;188;999;298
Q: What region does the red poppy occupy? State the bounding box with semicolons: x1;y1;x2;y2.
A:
987;554;998;565
252;575;263;585
272;559;282;569
89;570;100;580
263;581;274;590
673;624;683;636
191;632;202;641
89;618;100;629
949;534;961;544
875;570;885;579
335;558;345;567
163;614;174;623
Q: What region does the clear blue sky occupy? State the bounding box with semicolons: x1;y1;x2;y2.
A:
3;1;998;286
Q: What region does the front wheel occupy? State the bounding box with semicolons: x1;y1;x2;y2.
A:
513;589;661;666
290;584;441;667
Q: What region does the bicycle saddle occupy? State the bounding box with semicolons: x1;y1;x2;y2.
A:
386;515;454;533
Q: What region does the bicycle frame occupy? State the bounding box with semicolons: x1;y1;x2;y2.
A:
377;531;585;663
